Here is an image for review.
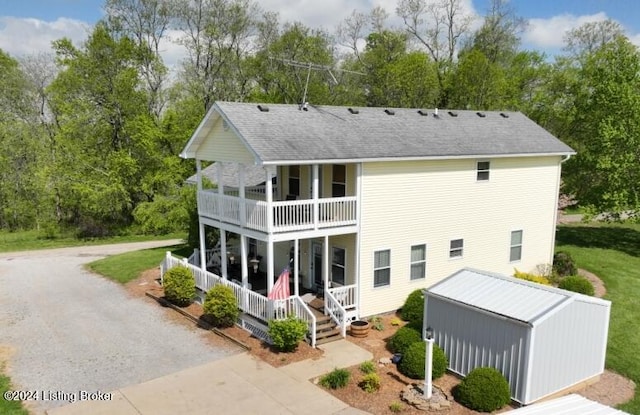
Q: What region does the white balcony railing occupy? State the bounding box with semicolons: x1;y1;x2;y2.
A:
198;191;357;233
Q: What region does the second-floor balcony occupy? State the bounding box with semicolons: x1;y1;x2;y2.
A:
198;190;358;234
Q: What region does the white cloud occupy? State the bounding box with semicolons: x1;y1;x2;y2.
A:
523;12;609;49
0;16;90;57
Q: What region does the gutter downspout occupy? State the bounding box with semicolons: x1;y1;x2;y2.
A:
550;154;573;265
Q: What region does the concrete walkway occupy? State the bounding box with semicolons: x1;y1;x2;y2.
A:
48;340;373;415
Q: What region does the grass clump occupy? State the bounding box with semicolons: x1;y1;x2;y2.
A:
319;368;350;389
359;360;376;374
389;401;404;413
359;373;381;393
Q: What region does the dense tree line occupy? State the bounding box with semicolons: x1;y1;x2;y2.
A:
1;0;638;237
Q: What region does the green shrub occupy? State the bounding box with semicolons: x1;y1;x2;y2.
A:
203;284;239;327
389;401;403;413
268;316;308;352
387;326;422;354
163;266;196;306
398;342;447;380
359;373;381;393
553;251;577;277
359;360;376;374
319;368;350;389
400;289;424;323
513;268;551;285
454;367;511;412
559;275;595;296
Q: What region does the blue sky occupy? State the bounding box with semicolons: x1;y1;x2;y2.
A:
1;0;639;64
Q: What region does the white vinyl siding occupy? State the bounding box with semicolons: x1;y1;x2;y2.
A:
358;156;562;317
374;250;391;287
510;230;523;262
410;244;426;280
195;117;255;164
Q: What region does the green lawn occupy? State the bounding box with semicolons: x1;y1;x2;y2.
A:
0;229;186;253
0;372;28;415
556;222;640;414
87;244;190;284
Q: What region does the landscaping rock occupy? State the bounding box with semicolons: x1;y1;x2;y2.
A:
378;357;392;365
401;383;452;412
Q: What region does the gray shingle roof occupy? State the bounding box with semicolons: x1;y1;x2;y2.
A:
185;162;266;187
183;101;574;164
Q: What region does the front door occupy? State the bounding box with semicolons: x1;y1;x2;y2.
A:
312;242;323;290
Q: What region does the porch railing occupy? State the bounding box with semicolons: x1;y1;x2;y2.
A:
161;252;317;347
198;191;357;233
325;290;348;337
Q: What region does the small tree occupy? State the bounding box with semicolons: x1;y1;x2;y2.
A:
203;284;239;327
268;316;308;352
163;266;195;307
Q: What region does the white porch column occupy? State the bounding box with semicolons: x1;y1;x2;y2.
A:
267;239;274;295
196;159;203;192
294;238;299;296
312;164;319;229
220;230;228;279
323;235;329;291
217;162;224;195
240;235;248;288
265;167;274;232
198;222;206;270
239;163;246;227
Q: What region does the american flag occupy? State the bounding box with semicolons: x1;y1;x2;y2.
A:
268;268;291;300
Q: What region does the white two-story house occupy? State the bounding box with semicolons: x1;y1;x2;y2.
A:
165;101;574;346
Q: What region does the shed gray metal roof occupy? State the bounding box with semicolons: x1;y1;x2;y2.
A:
427;269;610;326
181;102;574;164
506;394;630;414
185;162;266;187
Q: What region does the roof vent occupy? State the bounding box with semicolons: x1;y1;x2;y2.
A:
417;110;429;116
500;112;509;118
476;111;486;118
433;108;439;118
448;111;458;117
348;108;359;114
257;105;269;112
384;109;395;115
299;102;309;111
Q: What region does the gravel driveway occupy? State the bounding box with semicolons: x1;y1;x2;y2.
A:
0;242;240;413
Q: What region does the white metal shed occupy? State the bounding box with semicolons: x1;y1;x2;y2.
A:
424;268;611;404
506;394;629;414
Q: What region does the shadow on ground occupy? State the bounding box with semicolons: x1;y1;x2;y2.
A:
556;225;640;257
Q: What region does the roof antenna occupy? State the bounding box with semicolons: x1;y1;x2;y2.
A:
270;57;364;109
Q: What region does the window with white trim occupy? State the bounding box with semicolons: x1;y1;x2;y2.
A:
510;230;523;262
477;161;490;181
332;164;346;197
288;165;300;196
374;249;390;287
332;247;345;285
410;244;426;280
449;239;464;258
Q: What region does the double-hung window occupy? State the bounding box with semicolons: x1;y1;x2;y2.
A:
477;161;490;181
288;165;300;197
449;239;464;258
332;164;346;197
374;249;390;287
332;247;345;285
410;244;426;280
510;230;523;262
